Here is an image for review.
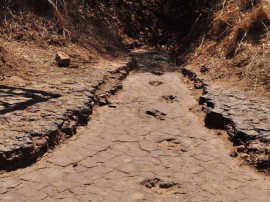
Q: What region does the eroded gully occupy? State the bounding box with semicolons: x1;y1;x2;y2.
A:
1;50;270;201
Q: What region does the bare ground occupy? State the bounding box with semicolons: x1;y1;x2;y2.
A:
1;51;270;201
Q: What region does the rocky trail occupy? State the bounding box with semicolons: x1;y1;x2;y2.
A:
1;50;270;201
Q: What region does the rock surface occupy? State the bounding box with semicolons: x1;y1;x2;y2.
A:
0;57;134;170
1;50;270;201
182;66;270;171
55;51;71;67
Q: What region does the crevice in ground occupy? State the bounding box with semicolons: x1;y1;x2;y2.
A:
0;58;137;171
181;66;270;173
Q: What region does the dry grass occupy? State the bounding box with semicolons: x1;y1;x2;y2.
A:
47;0;66;28
239;0;261;11
225;4;269;58
185;0;270;95
210;1;270;58
0;0;130;81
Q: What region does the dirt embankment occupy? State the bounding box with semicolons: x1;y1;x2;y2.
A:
0;0;179;79
177;0;270;97
99;0;270;97
0;1;269;95
0;0;131;79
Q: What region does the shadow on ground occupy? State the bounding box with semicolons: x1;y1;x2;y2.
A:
130;49;180;73
0;85;61;115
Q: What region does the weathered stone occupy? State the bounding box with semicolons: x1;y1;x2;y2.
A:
247;143;265;153
229;151;238;158
237;145;246;152
183;66;270;170
0;57;133;170
265;147;270;155
55;51;71;67
198;85;270;141
61;120;77;136
200;65;210;74
194;79;204;89
33;137;48;148
240;153;249;159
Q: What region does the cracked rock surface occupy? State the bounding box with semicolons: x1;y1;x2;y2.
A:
1;51;270;201
200;87;270;171
0;57;131;170
200;87;270;141
182;66;270;171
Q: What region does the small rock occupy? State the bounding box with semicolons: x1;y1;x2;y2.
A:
194;79;204;89
229;151;238;158
55;51;71;67
248;143;265;153
98;97;110;106
62;120;77;136
151;71;164;76
146;110;166;120
237;145;246;152
141;178;160;189
239;153;249;159
265;147;270;155
33;137;48;148
159;182;178;189
216;132;222;136
108;104;117;108
149;81;163;86
200;65;210;74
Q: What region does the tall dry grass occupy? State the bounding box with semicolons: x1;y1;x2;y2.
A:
209;0;270;58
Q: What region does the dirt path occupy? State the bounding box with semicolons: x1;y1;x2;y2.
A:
1;51;270;201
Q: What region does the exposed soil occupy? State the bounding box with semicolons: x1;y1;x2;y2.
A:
183;52;270;99
177;1;270;99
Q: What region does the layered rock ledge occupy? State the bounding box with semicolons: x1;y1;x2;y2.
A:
0;58;136;170
182;67;270;171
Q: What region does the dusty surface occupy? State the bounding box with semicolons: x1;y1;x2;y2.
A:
182;66;270;172
1;51;270;201
0;52;131;169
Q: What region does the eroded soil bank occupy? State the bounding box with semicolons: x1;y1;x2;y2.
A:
1;50;270;201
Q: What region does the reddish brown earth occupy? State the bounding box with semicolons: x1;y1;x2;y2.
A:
1;50;270;201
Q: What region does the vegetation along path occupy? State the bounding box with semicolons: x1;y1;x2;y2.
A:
1;50;270;201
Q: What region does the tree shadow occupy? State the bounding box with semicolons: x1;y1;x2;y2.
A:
130;49;180;73
0;85;61;115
